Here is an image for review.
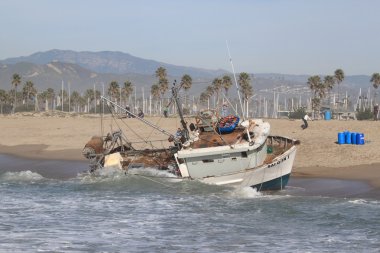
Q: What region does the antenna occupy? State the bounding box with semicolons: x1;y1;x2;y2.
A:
226;40;245;121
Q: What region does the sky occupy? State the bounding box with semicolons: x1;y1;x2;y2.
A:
0;0;379;75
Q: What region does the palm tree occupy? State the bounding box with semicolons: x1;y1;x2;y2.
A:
199;92;209;104
205;85;214;98
151;84;161;114
222;75;232;96
0;89;8;114
70;91;81;112
46;88;55;110
122;80;134;104
370;73;380;89
181;74;192;91
180;74;192;113
371;73;380;103
84;89;95;112
151;84;160;99
323;75;334;107
78;96;86;113
308;75;321;91
158;79;168;96
324;75;335;91
108;81;120;102
204;85;214;109
38;91;48;111
155;67;169;96
334;69;345;107
238;72;253;116
238;73;253;99
22;81;37;110
155;67;166;79
11;73;21;113
307;75;326;115
212;78;222;106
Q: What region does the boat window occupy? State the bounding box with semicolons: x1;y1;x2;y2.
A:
222;153;230;158
231;157;237;161
202;159;214;163
241;152;248;158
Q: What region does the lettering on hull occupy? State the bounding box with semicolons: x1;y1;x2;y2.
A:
267;155;290;168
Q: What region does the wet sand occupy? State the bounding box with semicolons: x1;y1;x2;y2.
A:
1;113;379;197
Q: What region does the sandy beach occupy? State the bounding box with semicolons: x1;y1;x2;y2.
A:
1;112;380;189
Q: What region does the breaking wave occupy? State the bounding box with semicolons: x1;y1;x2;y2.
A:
0;170;45;183
78;167;179;184
228;186;263;198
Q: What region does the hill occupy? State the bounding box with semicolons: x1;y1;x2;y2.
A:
1;49;227;78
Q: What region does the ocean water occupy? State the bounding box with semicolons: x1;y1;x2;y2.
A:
0;156;380;252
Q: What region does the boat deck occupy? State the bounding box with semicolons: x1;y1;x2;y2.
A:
191;128;247;148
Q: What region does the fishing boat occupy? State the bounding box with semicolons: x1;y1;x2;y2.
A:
83;82;299;191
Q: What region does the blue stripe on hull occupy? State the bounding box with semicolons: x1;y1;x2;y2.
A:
251;173;291;191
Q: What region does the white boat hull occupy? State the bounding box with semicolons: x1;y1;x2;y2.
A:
198;145;297;190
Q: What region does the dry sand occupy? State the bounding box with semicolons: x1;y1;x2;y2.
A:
1;112;380;189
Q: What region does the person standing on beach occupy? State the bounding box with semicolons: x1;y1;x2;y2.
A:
138;109;144;118
163;107;169;118
125;105;131;118
301;113;312;129
374;104;379;121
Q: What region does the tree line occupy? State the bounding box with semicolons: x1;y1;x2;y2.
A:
307;69;380;115
4;66;379;118
1;66;254;116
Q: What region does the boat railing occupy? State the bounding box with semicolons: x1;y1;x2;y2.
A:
267;135;300;148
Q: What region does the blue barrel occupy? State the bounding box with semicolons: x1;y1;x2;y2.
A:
356;133;365;145
345;131;352;144
325;110;331;120
351;132;357;145
338;132;345;144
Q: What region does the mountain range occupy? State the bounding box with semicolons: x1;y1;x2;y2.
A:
1;49;227;77
0;49;374;98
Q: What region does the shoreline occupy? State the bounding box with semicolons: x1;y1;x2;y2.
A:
0;144;84;161
0;143;379;199
1;115;379;198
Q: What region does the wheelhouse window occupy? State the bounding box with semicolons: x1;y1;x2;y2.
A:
202;159;214;163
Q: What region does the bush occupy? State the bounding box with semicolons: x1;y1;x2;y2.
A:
356;108;373;120
289;107;306;119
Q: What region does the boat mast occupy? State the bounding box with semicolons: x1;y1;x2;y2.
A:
101;96;174;137
172;80;189;141
226;40;245;121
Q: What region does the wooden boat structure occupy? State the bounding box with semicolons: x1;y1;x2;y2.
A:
83;83;299;191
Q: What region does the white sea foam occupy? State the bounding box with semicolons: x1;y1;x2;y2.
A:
228;186;263;198
349;199;368;205
348;199;380;206
0;170;44;182
78;166;178;184
78;168;127;183
128;167;177;178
